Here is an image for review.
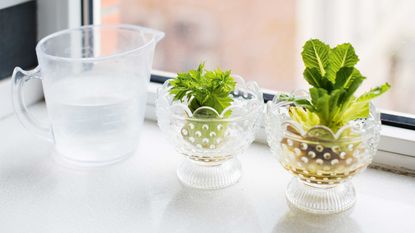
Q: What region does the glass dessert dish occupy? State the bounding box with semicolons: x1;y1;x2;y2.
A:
266;91;381;214
156;76;263;189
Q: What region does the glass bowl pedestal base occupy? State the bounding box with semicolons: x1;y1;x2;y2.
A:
177;158;242;189
286;178;356;214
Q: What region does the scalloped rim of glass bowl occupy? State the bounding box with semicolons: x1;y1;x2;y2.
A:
267;90;381;143
157;75;264;122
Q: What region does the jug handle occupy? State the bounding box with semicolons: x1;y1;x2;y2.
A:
12;66;53;141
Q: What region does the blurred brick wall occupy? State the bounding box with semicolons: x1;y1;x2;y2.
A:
101;0;296;91
101;0;120;24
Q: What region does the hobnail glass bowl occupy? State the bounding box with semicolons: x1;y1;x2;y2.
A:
156;76;263;189
265;91;381;214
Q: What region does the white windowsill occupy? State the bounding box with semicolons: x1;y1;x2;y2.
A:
0;77;43;119
0;102;414;232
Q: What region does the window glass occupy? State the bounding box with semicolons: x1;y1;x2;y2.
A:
101;0;415;116
0;1;37;79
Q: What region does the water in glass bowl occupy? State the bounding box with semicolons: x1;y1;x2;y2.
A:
46;75;147;164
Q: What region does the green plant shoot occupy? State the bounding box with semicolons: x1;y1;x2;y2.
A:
169;63;236;148
169;63;236;117
281;39;390;132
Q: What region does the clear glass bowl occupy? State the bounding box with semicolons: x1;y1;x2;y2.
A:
265;91;381;214
156;76;263;189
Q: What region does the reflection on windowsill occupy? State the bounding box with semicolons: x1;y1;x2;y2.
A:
158;183;262;232
273;204;361;233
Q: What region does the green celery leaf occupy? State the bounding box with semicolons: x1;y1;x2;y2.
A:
169;63;236;117
327;89;347;130
342;71;365;105
340;83;391;123
276;94;293;102
334;67;354;89
310;88;330;125
303;67;332;90
327;43;359;82
328;89;343;116
357;83;391;103
294;99;314;111
293;39;391;133
341;101;369;124
289;106;320;131
276;94;315;111
301;39;330;76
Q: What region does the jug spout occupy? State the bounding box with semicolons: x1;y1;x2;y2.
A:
139;26;165;44
153;31;165;43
